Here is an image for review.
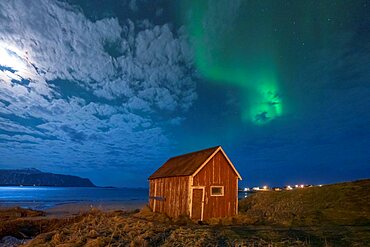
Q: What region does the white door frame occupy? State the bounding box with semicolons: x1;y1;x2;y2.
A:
190;186;205;221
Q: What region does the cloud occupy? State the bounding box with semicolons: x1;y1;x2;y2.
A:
0;0;197;108
0;0;197;182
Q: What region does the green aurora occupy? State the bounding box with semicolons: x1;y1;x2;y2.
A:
180;0;355;125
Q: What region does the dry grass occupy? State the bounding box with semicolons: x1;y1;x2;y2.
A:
18;207;370;247
0;207;85;240
21;208;316;247
238;179;370;227
22;209;183;247
0;207;44;221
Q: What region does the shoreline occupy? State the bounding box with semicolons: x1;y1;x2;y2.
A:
0;186;148;216
45;200;147;217
0;200;147;218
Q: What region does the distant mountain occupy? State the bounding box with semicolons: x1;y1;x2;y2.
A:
0;168;95;187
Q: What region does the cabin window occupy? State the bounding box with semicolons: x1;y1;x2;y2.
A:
210;186;224;196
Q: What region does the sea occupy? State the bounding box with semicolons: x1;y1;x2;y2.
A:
0;186;249;210
0;186;148;210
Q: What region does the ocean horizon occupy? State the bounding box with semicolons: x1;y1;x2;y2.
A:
0;186;149;210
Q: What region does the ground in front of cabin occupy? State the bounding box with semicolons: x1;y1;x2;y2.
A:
0;206;369;247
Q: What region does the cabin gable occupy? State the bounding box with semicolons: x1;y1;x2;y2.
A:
192;150;239;219
192;147;242;180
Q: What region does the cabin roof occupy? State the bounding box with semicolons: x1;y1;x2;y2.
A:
149;146;242;180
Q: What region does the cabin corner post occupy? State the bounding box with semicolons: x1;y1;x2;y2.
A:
188;175;193;217
153;179;157;212
201;187;205;221
236;177;238;215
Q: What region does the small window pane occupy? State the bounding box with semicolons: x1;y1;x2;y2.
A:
211;186;223;196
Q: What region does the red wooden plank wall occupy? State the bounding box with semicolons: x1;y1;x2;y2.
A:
192;151;238;219
149;176;189;218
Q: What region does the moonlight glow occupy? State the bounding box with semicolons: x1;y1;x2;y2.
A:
0;45;28;74
1;46;19;69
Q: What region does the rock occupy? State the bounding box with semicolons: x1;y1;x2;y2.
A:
0;236;24;247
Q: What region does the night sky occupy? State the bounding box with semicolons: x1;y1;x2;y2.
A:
0;0;369;187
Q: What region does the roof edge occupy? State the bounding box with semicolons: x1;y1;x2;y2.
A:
148;146;221;179
191;146;242;180
148;174;191;180
167;145;221;160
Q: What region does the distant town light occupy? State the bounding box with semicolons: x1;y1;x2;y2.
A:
248;183;324;192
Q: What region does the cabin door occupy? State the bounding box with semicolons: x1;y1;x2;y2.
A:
191;188;204;221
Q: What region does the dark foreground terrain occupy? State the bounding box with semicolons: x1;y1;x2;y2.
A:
1;179;370;246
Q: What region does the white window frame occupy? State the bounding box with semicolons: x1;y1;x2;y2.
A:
210;186;224;196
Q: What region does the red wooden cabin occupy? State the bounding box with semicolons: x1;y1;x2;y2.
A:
148;146;242;221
